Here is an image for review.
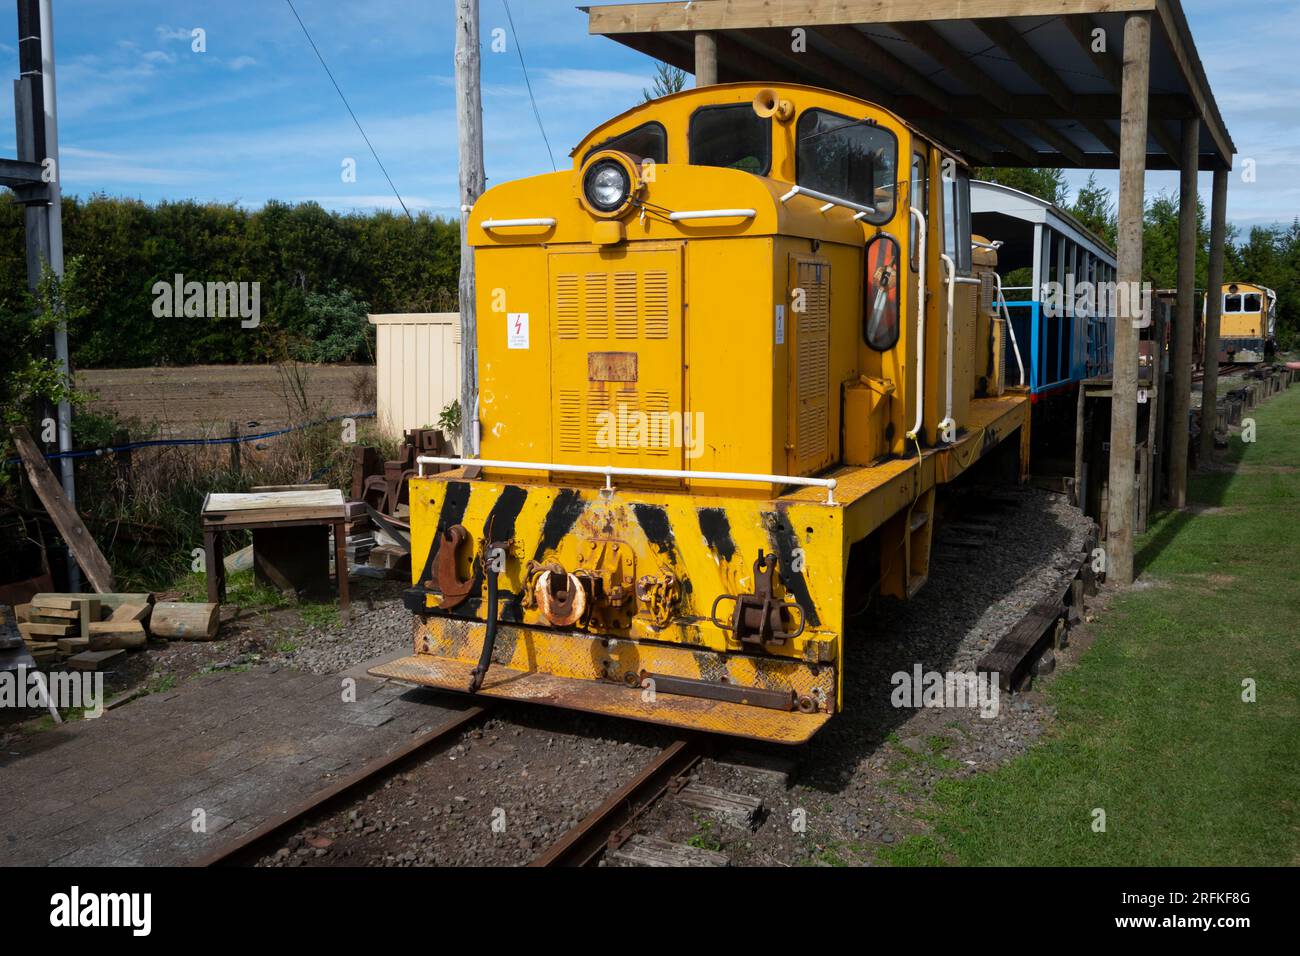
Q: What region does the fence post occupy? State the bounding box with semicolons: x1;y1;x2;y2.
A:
229;421;241;478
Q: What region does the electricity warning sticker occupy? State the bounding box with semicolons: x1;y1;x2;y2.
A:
775;304;786;345
507;312;530;349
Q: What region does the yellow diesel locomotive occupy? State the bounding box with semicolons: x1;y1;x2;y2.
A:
371;83;1030;743
1205;282;1277;363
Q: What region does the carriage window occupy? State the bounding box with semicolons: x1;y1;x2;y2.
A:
796;108;897;224
940;163;971;270
583;122;667;166
1243;293;1262;312
689;104;770;175
1223;294;1242;313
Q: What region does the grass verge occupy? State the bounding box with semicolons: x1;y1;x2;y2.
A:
882;380;1300;866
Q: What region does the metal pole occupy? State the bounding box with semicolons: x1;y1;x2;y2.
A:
1105;11;1151;586
18;0;77;589
1167;116;1200;508
455;0;484;457
1199;168;1229;463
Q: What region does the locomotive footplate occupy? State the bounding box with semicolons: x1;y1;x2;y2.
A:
369;617;834;745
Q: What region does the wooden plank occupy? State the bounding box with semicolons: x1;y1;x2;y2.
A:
68;649;125;671
108;602;151;623
18;621;75;638
675;783;764;830
11;426;115;592
608;834;729;868
30;606;79;619
57;637;90;655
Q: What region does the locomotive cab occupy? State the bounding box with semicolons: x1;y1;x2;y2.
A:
372;83;1031;743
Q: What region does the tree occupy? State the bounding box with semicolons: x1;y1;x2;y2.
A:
1067;173;1117;248
643;62;687;102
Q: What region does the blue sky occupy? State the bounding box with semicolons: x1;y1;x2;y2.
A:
0;0;1293;234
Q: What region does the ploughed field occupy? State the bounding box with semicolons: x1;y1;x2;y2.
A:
80;365;371;435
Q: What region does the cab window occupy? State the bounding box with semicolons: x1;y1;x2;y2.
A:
688;104;770;175
583;122;667;166
795;108;897;224
1223;294;1242;313
940;161;972;271
1243;293;1262;312
909;151;927;271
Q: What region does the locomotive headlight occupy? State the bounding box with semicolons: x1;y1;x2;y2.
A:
583;159;630;211
576;150;640;219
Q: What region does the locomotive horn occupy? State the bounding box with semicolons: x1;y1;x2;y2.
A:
752;88;795;122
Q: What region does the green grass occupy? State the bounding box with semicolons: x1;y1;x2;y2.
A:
882;382;1300;866
175;569;294;610
298;602;340;630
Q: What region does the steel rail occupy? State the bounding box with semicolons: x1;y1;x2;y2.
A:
528;736;704;867
191;703;491;867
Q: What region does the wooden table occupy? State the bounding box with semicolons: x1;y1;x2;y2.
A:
201;489;350;617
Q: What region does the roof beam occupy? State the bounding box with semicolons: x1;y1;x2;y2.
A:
811;26;950;111
734;29;996;165
1022;119;1088;166
974;19;1077;112
587;1;1159;34
894;22;1014;113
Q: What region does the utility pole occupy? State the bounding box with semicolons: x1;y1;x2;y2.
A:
14;0;77;589
455;0;484;457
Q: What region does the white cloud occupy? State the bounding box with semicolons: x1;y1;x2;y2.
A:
228;56;257;72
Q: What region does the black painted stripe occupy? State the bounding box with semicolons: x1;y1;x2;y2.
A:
763;510;822;628
531;488;587;562
463;485;530;616
632;503;676;562
697;507;737;562
416;481;472;586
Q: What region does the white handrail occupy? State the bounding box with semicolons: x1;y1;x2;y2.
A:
668;208;757;222
780;184;876;217
907;206;926;443
416;456;838;505
993;271;1027;388
938;255;982;443
482;218;557;229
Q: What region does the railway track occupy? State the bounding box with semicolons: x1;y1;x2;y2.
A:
193;488;1096;868
193;704;492;867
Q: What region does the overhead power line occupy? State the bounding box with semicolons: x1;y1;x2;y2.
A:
284;0;415;221
501;0;557;171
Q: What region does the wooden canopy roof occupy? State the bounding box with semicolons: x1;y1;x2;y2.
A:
583;0;1233;171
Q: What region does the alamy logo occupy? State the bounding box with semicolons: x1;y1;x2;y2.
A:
1041;277;1152;322
0;667;104;718
152;273;260;328
595;403;705;459
890;665;1000;718
49;886;151;936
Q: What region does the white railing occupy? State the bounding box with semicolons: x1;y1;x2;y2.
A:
907;206;926;443
482;218;557;229
416;456;838;504
668;208;757;222
780;184;876;219
939;254;983;443
993;272;1027;388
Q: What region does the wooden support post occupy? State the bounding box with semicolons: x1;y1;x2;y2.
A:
694;32;718;86
1105;12;1151;586
204;527;225;604
334;518;350;620
1167;117;1200;509
1199;168;1229;463
455;0;484;456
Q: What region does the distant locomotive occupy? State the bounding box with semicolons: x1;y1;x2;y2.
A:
1205;282;1276;363
372;83;1031;743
